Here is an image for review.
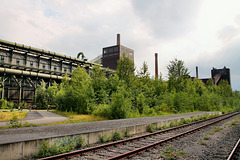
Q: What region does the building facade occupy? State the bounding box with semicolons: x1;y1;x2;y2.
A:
102;34;134;70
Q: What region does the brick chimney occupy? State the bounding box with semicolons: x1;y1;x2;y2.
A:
117;34;120;45
155;53;158;80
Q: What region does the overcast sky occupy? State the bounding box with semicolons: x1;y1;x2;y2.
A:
1;0;240;91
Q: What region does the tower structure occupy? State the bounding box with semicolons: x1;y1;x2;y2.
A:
102;34;134;70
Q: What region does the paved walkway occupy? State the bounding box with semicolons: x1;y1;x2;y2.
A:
0;110;69;127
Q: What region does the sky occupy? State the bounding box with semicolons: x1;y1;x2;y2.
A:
1;0;240;91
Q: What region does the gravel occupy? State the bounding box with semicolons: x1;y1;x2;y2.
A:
129;114;240;160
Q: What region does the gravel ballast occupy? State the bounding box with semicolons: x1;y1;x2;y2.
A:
129;114;240;160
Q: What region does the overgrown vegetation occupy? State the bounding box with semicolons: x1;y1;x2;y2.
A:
160;144;187;160
33;55;240;119
35;136;85;158
0;111;27;121
6;114;36;128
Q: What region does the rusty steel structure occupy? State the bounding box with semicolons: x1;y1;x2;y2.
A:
0;39;101;103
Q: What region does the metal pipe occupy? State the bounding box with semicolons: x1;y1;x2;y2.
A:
0;67;63;80
0;39;101;66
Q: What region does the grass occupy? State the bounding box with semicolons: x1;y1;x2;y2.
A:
199;140;207;145
0;111;27;121
212;126;223;132
161;145;188;160
44;110;107;126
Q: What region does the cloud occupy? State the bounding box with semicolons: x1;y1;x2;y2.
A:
131;0;202;40
218;25;239;42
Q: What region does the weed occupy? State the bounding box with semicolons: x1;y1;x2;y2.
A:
76;136;85;148
170;121;177;127
112;132;123;141
212;126;223;132
35;140;58;158
199;140;207;145
209;132;214;135
6;114;21;128
100;135;111;143
203;135;210;140
230;120;238;126
161;145;187;160
124;127;131;137
147;124;155;133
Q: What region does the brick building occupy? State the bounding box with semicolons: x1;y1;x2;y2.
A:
102;34;134;70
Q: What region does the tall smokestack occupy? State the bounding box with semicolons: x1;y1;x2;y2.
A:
196;66;199;79
117;34;120;45
155;53;158;80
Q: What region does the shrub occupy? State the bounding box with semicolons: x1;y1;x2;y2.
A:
76;136;85;148
147;124;155;133
124;127;131;137
112;132;123;141
100;135;111;143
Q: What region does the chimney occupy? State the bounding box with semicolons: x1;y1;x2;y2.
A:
155;53;158;80
117;34;120;45
196;66;199;79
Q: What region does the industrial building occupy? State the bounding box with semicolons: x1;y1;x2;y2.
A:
0;39;100;103
102;34;134;70
195;66;231;86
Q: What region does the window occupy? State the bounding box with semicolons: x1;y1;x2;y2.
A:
114;47;118;52
109;48;113;52
16;60;20;65
104;49;108;54
0;56;4;61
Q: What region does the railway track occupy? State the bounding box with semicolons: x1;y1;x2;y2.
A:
40;111;240;160
227;137;240;160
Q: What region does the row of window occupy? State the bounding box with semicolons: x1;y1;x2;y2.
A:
104;53;119;57
104;47;119;54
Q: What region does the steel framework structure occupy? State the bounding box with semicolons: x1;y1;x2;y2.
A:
0;39;101;103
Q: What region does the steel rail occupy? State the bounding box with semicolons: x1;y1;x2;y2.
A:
227;137;240;160
107;111;240;160
40;111;239;160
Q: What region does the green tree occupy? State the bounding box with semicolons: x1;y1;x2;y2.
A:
138;61;150;79
45;82;58;106
36;80;47;108
167;58;190;91
90;65;108;104
117;53;135;85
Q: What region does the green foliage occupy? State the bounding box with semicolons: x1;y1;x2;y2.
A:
76;136;85;148
37;56;240;120
212;126;223;132
199;140;207;145
112;132;123;141
125;127;131;137
161;145;187;160
0;99;14;109
99;134;111;143
147;124;155;133
203;135;210;140
6;114;20;128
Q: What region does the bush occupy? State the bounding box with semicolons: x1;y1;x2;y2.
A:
112;132;123;141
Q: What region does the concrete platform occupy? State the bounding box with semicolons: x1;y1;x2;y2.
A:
0;111;220;160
